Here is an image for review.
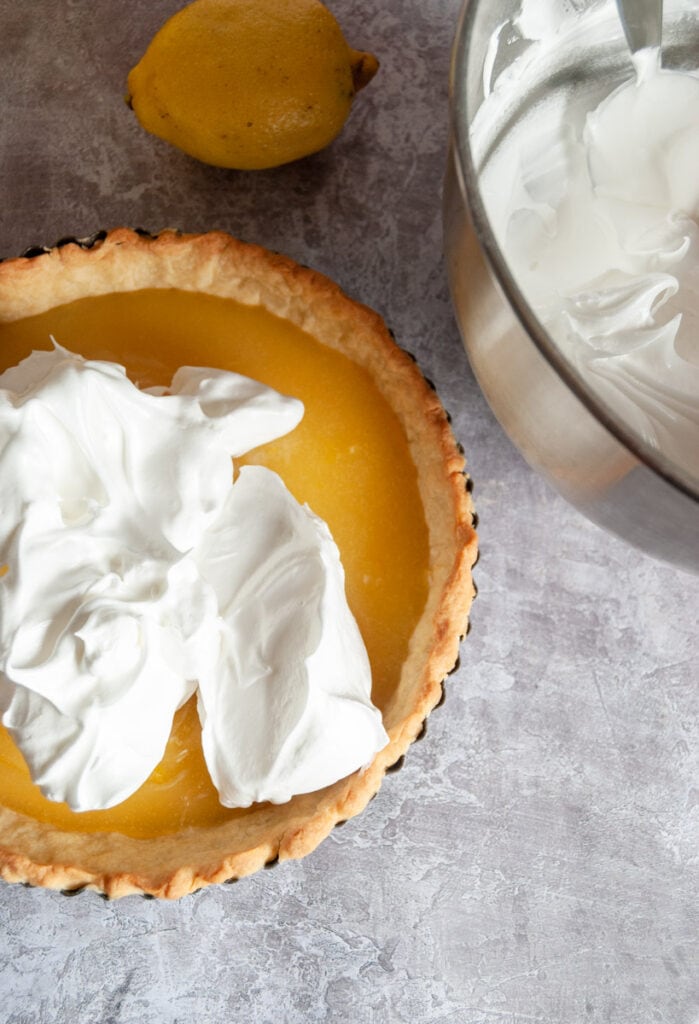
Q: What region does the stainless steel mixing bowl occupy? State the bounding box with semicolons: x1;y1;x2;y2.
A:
444;0;699;573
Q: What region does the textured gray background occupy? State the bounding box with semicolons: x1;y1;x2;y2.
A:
1;2;698;1022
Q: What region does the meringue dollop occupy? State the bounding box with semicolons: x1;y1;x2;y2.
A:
0;345;388;811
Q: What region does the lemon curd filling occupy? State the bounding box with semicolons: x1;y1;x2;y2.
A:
0;288;429;838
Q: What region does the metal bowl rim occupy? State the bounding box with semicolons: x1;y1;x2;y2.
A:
448;0;699;506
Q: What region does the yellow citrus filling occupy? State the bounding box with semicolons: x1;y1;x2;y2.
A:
0;289;429;837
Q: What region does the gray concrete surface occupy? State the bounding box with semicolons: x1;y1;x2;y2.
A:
0;2;697;1022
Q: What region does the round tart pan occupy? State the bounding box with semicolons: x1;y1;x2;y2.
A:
0;229;477;898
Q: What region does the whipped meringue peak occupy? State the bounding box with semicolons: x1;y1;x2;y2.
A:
0;344;388;812
473;1;699;481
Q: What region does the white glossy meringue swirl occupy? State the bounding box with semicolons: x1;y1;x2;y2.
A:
0;345;387;811
474;2;699;481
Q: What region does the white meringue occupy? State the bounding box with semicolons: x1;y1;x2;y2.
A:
0;345;387;811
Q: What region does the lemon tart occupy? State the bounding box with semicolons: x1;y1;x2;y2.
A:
0;228;477;898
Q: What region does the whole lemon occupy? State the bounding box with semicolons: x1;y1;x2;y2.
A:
126;0;378;170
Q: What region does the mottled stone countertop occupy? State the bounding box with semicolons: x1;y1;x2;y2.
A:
1;2;697;1022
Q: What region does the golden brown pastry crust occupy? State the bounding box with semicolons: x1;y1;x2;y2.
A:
0;229;477;898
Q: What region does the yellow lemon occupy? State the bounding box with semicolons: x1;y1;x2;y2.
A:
126;0;378;170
